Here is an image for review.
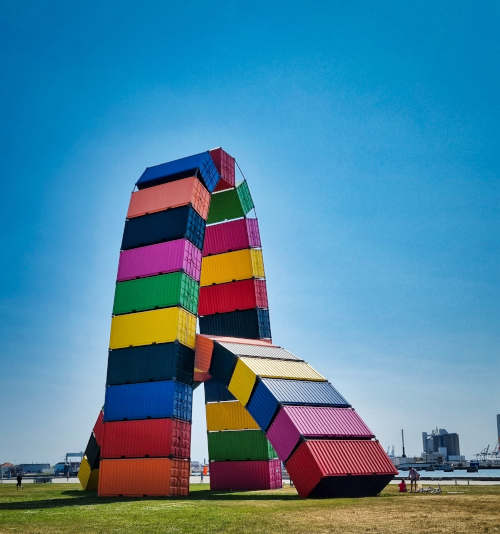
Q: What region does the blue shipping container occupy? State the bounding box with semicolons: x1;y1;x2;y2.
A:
200;308;271;340
260;378;350;407
136;152;220;192
245;378;281;430
121;205;205;251
204;379;236;403
103;380;193;422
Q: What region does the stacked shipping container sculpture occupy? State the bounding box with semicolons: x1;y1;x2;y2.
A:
79;148;397;498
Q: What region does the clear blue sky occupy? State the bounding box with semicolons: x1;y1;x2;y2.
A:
1;1;499;464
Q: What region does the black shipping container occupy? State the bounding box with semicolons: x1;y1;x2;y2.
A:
85;434;100;469
204;379;236;402
121;205;205;251
200;308;271;339
106;342;195;386
208;344;238;386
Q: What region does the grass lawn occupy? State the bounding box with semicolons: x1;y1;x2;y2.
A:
0;483;499;534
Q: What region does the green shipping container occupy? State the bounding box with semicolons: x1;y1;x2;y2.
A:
207;429;278;461
207;182;254;224
236;181;254;213
112;272;199;315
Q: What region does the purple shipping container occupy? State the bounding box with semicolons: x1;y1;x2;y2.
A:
210;459;282;491
117;239;202;282
267;407;374;462
203;218;261;256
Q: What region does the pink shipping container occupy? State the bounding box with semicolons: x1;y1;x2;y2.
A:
117;239;202;282
93;409;105;447
203;218;261;256
210;147;235;192
286;439;397;498
267;407;374;461
210;459;282;491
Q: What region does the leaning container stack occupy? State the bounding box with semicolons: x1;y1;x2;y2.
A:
98;151;220;497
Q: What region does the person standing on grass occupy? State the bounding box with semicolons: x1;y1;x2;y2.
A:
16;474;23;491
408;467;419;492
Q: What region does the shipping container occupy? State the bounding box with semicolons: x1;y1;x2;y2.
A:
106;342;194;386
117;239;202;282
210;148;235;192
93;410;105;447
198;279;268;316
208;343;238;385
121;205;205;251
227;359;257;406
267;407;374;462
109;306;196;350
113;272;199;316
236;181;254;213
285;440;397;498
200;249;264;286
245;378;350;431
78;457;98;491
101;418;191;459
127;177;210;220
216;341;301;361
210;459;282;491
238;357;325;381
203;218;261;256
206;400;259;431
204;380;236;402
206;189;244;224
209;335;274;347
199;308;271;339
207;429;277;461
136;151;219;193
104;380;193;422
98;457;190;497
194;335;213;383
84;434;100;469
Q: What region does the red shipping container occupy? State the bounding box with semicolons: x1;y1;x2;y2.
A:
93;409;105;447
286;440;397;498
267;407;374;461
199;279;268;316
194;334;214;382
210;459;282;490
203;218;261;256
101;418;191;459
210;147;235;192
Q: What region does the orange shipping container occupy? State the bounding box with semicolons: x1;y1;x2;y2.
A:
98;458;190;497
127;177;210;220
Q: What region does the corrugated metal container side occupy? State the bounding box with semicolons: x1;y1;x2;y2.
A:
78;457;99;491
198;279;268;316
286;440;397;498
239;357;325;381
109;306;196;350
117;239;202;282
210;148;235;192
84;434;100;469
267;407;374;462
93;410;105;447
204;380;236;402
106;342;194;386
245;378;280;430
194;335;213;382
98;457;190;496
200;249;264;286
210;459;282;491
208;335;274;347
103;380;193;422
202;218;261;256
236;181;254;213
228;359;257;406
206;188;244;224
127;177;210;220
199;308;271;339
101;418;191;459
206;400;259;431
136;151;219;193
113;272;199;316
208;344;238;385
217;341;301;361
207;429;277;461
121;205;205;251
261;378;350;407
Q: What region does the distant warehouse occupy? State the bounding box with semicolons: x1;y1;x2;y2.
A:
422;428;461;461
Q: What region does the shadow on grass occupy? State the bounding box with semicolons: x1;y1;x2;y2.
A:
0;488;301;510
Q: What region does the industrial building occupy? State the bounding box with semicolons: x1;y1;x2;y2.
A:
422;428;461;461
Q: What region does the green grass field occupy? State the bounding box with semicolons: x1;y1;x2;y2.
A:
0;483;499;534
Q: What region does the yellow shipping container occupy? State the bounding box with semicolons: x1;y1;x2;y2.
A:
109;307;196;350
200;249;265;287
228;359;256;405
239;357;326;381
78;457;99;491
206;400;259;431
